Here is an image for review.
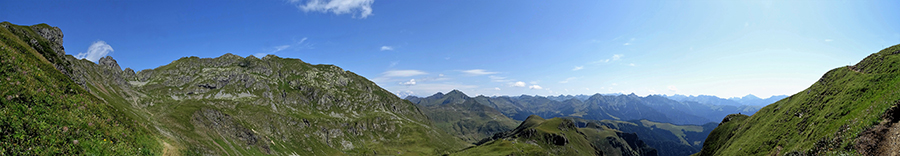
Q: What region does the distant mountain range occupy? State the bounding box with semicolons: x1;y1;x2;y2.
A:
666;94;788;106
408;91;782;125
408;90;720;156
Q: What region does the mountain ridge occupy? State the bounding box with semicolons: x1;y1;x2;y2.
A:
697;44;900;155
1;22;469;155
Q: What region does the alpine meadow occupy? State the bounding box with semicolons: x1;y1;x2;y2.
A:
2;0;900;156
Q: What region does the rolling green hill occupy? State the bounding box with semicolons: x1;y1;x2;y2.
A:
1;22;468;155
568;118;717;156
406;90;520;143
697;44;900;155
455;115;657;156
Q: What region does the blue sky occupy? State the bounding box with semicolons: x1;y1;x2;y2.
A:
2;0;899;98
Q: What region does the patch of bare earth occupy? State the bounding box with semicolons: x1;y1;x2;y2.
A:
856;103;900;156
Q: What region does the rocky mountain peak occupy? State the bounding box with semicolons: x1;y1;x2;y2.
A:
98;56;121;71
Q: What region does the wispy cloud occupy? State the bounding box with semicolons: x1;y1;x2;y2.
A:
392;83;478;96
668;85;678;92
383;70;428;77
291;0;374;19
255;37;311;58
623;38;635;46
380;46;394;51
529;85;543;90
572;66;584;71
494;87;501;91
558;77;578;83
389;61;398;67
590;54;624;64
274;45;291;52
75;41;114;62
489;75;512;82
460;69;498;76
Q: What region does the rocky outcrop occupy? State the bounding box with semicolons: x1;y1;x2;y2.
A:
10;21;465;155
191;108;271;154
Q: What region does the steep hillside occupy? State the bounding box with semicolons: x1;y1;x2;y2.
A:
569;118;717;156
406;90;519;143
3;22;468;155
0;22;162;155
455;115;658;156
697;44;900;155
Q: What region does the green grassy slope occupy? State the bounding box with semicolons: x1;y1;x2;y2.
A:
697;44;900;155
455;115;657;156
570;118;716;156
408;90;520;143
0;22;162;155
73;53;468;155
3;22;469;155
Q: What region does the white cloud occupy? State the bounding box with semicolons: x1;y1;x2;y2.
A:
460;69;498;76
612;54;623;61
494;87;501;91
396;90;415;98
668;85;678;92
439;74;445;77
558;77;578;83
75;41;114;62
253;53;267;58
825;39;833;42
383;70;427;77
391;83;478;96
623;43;630;46
511;81;526;87
400;79;416;85
629;63;635;66
292;0;374;19
529;85;543;90
572;66;584;71
380;46;393;51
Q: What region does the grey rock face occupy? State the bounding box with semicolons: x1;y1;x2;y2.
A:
30;26;65;57
99;56;122;71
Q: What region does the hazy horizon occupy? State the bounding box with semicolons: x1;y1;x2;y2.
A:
3;0;899;98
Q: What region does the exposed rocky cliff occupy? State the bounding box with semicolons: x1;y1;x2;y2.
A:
3;22;467;155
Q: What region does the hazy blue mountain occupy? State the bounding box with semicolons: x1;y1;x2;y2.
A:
666;94;787;106
727;94;790;106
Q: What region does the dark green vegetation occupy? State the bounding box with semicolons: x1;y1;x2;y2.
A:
454;115;657;156
406;90;520;143
411;90;720;156
697;44;900;155
0;22;161;155
569;118;716;156
1;22;469;155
